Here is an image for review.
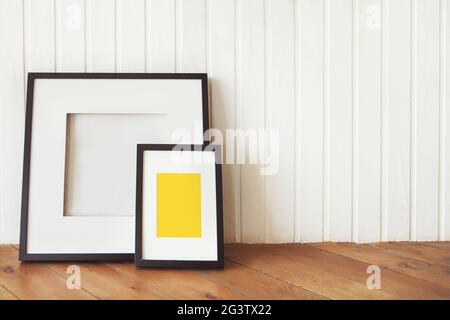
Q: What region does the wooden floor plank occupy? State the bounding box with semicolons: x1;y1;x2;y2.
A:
225;245;398;300
0;285;18;300
107;263;247;300
420;242;450;251
49;259;326;300
0;246;95;300
280;244;449;299
197;259;327;300
47;263;173;300
371;242;450;269
312;243;450;291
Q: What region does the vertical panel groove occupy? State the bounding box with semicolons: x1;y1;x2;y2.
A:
175;0;181;72
380;0;389;241
205;0;208;75
445;0;450;241
115;0;121;72
83;0;87;72
114;0;117;72
294;0;301;242
20;0;27;240
323;0;330;242
54;0;57;71
263;0;270;243
85;0;91;71
439;0;447;240
205;0;211;129
290;0;296;241
410;0;417;241
236;0;243;240
235;0;241;242
144;0;148;72
23;0;27;93
146;0;150;72
55;0;60;71
235;0;242;242
352;0;359;242
173;0;177;72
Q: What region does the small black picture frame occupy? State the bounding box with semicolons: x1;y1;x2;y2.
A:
135;144;224;269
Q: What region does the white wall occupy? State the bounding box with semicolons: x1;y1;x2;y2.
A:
0;0;449;244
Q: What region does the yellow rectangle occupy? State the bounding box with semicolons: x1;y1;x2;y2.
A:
156;173;201;238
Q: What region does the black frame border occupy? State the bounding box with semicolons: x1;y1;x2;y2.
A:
19;73;210;262
135;144;224;269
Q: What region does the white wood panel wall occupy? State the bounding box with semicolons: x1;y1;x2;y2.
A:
0;0;448;244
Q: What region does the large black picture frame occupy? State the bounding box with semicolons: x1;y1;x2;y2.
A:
20;73;210;262
135;144;224;269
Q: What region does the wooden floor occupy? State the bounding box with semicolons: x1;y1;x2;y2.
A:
0;242;449;300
